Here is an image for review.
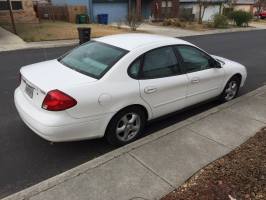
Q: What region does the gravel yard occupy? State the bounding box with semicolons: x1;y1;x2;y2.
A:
162;127;266;200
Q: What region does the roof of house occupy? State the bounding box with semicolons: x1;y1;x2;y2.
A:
234;0;255;5
179;0;254;4
94;34;191;51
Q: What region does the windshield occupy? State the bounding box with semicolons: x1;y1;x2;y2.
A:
59;41;128;79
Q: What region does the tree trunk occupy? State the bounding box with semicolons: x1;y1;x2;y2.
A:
198;2;202;24
219;3;223;15
7;0;17;34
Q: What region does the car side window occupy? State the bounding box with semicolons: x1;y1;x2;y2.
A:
141;46;180;79
176;45;211;73
128;57;141;79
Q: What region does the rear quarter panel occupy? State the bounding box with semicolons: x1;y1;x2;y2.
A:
63;50;152;120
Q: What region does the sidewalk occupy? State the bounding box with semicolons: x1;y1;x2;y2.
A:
1;22;266;52
136;23;266;37
2;85;266;200
0;27;26;51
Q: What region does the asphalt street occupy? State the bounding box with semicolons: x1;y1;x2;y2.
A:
0;30;266;198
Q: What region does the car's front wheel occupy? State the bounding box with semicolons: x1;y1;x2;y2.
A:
220;76;240;102
105;107;146;146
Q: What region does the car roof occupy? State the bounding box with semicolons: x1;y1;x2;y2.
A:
94;33;191;51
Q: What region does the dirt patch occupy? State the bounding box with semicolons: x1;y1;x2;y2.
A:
162;127;266;200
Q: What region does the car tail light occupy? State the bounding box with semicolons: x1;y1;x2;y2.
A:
42;90;77;111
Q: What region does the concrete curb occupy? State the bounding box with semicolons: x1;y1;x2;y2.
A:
143;26;262;38
24;40;79;50
0;40;79;53
2;84;266;200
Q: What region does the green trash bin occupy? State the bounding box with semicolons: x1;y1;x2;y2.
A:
80;14;88;24
76;14;88;24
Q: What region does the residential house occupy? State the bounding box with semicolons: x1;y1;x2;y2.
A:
32;0;50;4
51;0;227;23
146;0;179;20
0;0;39;23
233;0;256;14
51;0;180;23
180;0;225;21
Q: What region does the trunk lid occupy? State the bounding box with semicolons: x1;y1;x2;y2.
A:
20;59;97;108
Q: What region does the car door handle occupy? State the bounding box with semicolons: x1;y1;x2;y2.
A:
144;87;157;94
191;78;200;84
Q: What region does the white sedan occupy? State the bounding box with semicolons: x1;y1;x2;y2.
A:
14;34;247;145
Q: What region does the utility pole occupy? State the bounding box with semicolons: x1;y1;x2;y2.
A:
7;0;17;34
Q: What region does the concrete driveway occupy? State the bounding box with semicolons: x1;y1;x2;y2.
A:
0;27;26;51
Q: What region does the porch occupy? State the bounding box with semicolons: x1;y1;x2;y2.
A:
129;0;179;21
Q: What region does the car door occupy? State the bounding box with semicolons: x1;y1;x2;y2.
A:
175;45;225;106
130;46;189;118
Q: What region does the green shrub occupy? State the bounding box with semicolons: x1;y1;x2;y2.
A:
213;14;229;28
230;10;252;27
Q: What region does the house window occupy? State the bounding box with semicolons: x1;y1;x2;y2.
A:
0;1;23;11
12;1;23;10
161;0;172;17
0;1;9;10
162;1;166;8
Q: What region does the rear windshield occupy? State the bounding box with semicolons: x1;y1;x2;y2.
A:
59;41;128;79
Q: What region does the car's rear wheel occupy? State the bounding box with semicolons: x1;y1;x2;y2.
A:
220;76;240;102
105;107;146;146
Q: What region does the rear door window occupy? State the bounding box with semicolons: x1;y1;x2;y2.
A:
141;46;180;79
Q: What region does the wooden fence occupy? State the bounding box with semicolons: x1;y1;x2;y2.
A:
34;4;87;23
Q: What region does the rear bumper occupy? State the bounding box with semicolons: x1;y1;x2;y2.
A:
14;88;113;142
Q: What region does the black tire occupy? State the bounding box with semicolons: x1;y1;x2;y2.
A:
105;107;146;146
220;76;241;102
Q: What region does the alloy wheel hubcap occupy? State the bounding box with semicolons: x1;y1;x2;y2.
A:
225;80;238;101
116;113;141;142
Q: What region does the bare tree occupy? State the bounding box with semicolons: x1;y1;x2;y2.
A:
125;11;143;31
198;0;211;24
255;0;266;19
116;19;123;29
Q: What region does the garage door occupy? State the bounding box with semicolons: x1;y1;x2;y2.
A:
203;5;220;21
93;2;128;23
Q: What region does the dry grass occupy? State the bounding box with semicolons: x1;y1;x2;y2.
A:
0;20;132;42
184;22;213;31
252;19;266;24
